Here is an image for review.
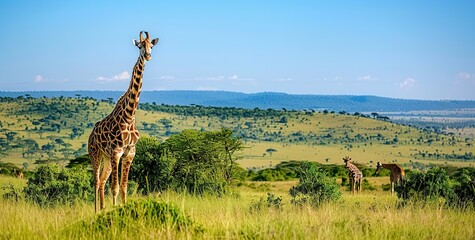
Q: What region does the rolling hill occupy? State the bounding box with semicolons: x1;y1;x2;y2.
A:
1;90;475;112
0;96;473;171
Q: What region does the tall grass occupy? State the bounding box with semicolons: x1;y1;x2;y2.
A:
1;176;473;239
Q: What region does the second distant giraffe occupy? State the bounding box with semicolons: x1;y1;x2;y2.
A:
375;162;405;195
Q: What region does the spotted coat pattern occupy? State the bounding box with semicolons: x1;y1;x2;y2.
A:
343;156;363;194
88;31;158;212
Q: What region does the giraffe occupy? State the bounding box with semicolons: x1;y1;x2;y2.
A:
343;156;363;195
88;31;159;212
375;162;406;195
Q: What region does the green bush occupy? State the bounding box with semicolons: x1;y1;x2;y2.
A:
2;183;23;202
395;167;455;204
130;136;175;194
23;164;93;207
451;168;475;208
341;177;348;186
289;162;341;207
395;167;475;208
362;179;376;191
381;183;391;192
250;192;284;212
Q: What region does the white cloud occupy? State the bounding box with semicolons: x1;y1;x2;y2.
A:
457;72;471;80
278;77;293;82
34;75;44;82
194;76;226;81
194;75;253;81
400;77;415;89
96;71;131;82
358;75;377;81
160;75;176;80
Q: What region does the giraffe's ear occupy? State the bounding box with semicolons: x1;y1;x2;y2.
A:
151;38;159;47
133;39;141;47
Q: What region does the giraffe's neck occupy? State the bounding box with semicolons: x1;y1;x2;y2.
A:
111;55;146;123
346;162;362;175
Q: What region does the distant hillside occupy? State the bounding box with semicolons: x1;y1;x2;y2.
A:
0;96;473;169
1;90;474;112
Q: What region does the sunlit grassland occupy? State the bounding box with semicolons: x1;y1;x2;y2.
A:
0;175;473;239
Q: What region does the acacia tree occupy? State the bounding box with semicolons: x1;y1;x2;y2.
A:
129;129;244;196
208;128;244;182
266;148;277;157
166;129;244;195
166;129;227;195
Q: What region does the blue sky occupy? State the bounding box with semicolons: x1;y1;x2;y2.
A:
0;1;474;100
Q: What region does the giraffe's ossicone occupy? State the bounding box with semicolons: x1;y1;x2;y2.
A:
88;31;159;213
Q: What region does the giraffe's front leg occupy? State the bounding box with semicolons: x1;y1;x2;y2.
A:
92;162;101;212
120;145;136;204
110;151;123;206
350;178;355;195
99;155;112;210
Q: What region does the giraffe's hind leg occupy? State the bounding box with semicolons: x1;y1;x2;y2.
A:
350;178;355;195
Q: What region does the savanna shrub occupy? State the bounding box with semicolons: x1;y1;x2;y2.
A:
250;192;284;212
289;162;341;207
341;177;348;186
266;192;283;209
381;183;391;192
129;136;175;194
23;164;93;207
451;168;475;207
2;183;23;202
395;167;455;204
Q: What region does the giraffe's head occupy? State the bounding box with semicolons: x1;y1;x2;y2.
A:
374;162;383;174
343;156;352;167
133;31;159;61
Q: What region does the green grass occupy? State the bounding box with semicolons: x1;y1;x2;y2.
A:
0;176;473;239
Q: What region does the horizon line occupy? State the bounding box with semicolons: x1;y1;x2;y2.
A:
0;90;474;102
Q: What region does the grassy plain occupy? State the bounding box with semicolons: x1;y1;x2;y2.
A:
0;175;474;239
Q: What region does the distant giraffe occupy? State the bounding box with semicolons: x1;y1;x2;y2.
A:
88;31;159;212
343;156;363;194
375;162;405;195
